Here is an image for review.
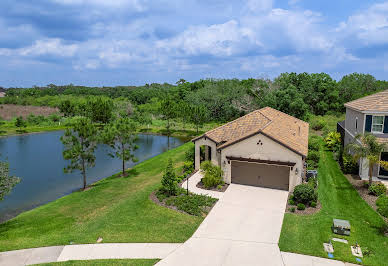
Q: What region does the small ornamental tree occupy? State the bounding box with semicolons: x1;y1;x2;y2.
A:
0;161;20;201
101;117;139;177
346;133;388;186
15;116;26;131
61;117;97;190
161;159;178;196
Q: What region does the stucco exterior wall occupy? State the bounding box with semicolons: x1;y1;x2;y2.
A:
219;133;303;191
194;137;219;170
344;108;364;145
344;108;363;147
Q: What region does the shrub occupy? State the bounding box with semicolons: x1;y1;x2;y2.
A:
307;150;320;164
288;199;295;205
200;161;212;172
379;223;388;235
293;184;317;204
306;160;318;170
183;161;194;175
297;203;306;210
369;183;387;196
289;207;296;213
310;117;326;131
342;153;358;174
185;145;195;162
308;177;318;189
201;161;224;189
308;136;320;152
165;194;217;216
310;201;317;208
376;195;388;217
161;159;178;196
324;132;341;152
363;180;370;188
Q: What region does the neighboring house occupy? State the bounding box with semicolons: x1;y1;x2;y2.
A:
192;107;309;191
339;90;388;180
0;92;5;98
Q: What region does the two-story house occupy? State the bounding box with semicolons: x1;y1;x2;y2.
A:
338;90;388;180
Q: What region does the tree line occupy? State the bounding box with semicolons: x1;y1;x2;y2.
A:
2;72;388;124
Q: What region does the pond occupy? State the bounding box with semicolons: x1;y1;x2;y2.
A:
0;131;185;223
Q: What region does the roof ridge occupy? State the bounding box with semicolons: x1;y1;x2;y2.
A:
203;109;271;138
260;106;309;125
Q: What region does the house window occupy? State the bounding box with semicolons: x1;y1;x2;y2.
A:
355;118;358;131
372;116;384;133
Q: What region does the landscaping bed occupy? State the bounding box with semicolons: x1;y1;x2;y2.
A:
152;188;217;217
196;180;229;192
285;193;321;215
345;174;388;223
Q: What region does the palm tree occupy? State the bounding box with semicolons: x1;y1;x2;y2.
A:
346;133;388;185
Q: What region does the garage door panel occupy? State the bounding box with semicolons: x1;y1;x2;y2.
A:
231;161;289;191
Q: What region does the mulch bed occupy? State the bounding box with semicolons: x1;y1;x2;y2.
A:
149;190;188;215
345;174;388;223
285;193;322;215
196;180;229;192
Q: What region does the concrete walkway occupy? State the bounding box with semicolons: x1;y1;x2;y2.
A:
0;243;182;266
181;171;224;199
0;178;354;266
157;184;348;266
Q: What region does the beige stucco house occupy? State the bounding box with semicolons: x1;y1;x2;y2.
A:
192;107;309;191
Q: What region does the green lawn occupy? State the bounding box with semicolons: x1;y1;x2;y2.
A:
0;142;202;252
0;123;68;136
36;259;159;266
279;146;388;266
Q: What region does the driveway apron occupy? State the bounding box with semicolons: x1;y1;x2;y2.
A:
157;184;289;266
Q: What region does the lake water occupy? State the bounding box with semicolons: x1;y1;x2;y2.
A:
0;131;185;223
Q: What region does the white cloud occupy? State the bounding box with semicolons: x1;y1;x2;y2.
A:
336;2;388;45
0;39;78;58
156;20;258;57
20;39;78;57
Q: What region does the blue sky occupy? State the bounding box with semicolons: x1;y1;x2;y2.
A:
0;0;388;87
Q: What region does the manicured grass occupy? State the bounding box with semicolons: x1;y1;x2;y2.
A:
36;259;159;266
0;123;68;136
0;142;202;252
279;144;388;265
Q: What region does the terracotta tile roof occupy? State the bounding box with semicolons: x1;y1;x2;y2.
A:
193;107;309;157
344;90;388;112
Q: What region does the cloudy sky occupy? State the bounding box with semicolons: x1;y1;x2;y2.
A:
0;0;387;87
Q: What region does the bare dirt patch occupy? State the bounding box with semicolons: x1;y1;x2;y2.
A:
0;104;59;120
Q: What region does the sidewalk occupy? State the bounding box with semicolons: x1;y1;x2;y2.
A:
0;243;182;266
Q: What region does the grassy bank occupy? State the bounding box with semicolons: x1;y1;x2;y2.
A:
0;123;68;136
279;144;388;266
0;142;202;252
37;259;159;266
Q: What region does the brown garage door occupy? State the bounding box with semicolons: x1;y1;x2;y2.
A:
231;161;290;190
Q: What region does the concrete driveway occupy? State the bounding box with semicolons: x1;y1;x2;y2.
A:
157;184;289;266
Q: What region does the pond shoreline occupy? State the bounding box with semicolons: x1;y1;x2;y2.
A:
0;132;185;223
